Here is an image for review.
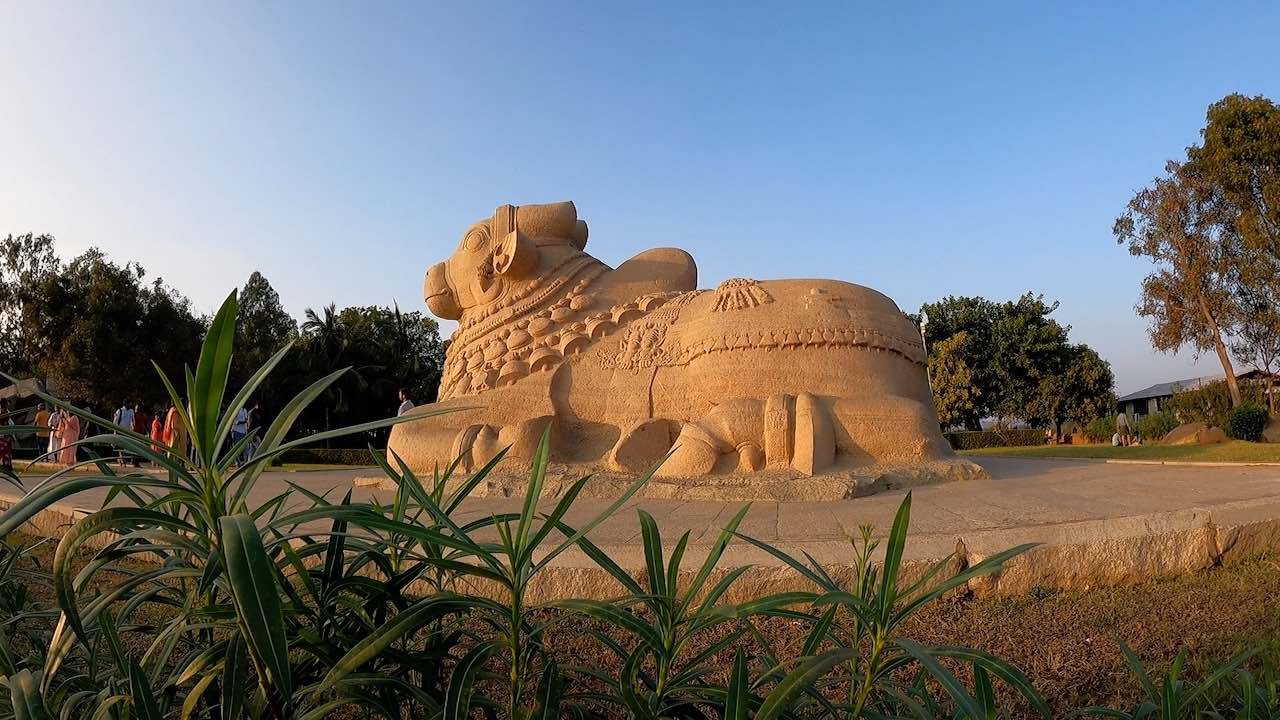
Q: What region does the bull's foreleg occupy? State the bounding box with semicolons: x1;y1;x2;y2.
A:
656;392;835;477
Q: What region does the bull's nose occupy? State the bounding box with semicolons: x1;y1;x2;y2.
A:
424;263;462;320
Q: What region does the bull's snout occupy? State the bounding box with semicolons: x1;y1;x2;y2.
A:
424;262;462;320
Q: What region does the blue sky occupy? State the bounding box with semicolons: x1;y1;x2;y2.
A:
3;2;1278;394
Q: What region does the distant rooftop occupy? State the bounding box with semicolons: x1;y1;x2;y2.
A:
1116;375;1222;404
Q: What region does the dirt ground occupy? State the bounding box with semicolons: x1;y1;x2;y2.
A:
10;534;1280;717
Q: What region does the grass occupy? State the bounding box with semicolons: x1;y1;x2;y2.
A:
961;439;1280;463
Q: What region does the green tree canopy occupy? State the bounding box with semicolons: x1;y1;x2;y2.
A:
921;294;1114;430
12;246;206;409
927;332;978;429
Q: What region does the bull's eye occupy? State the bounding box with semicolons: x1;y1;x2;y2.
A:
463;224;490;252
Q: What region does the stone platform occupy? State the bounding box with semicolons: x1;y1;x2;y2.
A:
8;457;1280;600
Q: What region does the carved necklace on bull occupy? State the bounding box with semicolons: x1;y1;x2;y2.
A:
440;218;609;400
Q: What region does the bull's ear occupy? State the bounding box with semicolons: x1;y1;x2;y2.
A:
492;230;538;277
571;220;588;251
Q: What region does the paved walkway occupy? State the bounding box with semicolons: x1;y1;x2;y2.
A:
13;457;1280;567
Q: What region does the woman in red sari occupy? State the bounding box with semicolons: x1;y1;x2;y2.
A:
150;409;165;454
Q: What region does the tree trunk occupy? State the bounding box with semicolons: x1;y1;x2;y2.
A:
1198;295;1242;407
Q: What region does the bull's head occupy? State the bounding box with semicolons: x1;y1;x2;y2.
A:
424;201;589;320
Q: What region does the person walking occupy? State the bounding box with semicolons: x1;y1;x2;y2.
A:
1116;412;1131;447
164;402;189;461
397;388;415;416
243;400;263;463
46;406;63;460
112;401;135;466
57;410;80;466
230;405;249;461
34;403;50;452
130;403;149;466
150;408;165;454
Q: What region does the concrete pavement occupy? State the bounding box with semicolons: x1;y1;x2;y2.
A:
7;456;1280;598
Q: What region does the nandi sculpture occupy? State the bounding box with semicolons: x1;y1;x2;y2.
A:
388;201;982;500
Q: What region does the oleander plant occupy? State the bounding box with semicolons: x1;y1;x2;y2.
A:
0;290;1276;719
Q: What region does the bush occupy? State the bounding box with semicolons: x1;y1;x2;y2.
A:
271;447;385;465
1227;404;1270;442
1137;411;1179;442
1168;379;1263;428
944;428;1045;450
1084;415;1116;443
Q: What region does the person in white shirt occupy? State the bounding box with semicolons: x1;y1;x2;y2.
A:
112;402;135;466
46;408;63;457
231;407;249;456
397;388;415;416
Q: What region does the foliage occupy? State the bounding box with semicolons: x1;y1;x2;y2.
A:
1227;404;1270;442
1186;94;1280;260
928;332;977;430
5;244;206;409
1078;640;1261;720
0;233;59;376
1085;415;1117;443
1168;379;1263;429
0;239;446;444
294;302;445;441
921;294;1114;430
1137;411;1179;442
1115;159;1241;393
944;428;1045;450
231;271;298;401
1232;283;1280;415
271;447;386;466
1031;344;1116;432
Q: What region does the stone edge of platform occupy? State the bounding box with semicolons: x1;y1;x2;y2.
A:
6;492;1280;602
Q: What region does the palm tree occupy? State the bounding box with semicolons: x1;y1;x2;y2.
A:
300;303;351;444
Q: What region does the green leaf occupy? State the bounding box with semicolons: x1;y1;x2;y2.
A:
128;660;164;720
895;638;985;720
755;648;856;720
725;649;751;720
219;514;293;700
443;641;497;720
223;634;249;720
191;290;238;466
315;593;483;695
52;507;199;643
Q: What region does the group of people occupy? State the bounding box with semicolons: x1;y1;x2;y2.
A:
0;397;269;469
32;402;83;465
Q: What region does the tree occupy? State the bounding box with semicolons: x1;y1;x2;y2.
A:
1187;94;1280;258
928;332;977;429
990;293;1072;425
1114;160;1244;406
232;271;297;401
295;302;446;443
919;296;1001;429
0;233;59;375
1232;284;1280;414
14;248;205;408
920;293;1113;430
1032;345;1116;434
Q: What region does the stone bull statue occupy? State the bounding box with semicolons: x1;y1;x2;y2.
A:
389;201;978;498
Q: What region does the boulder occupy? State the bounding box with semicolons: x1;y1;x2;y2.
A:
1161;422;1228;445
1264;417;1280;443
1161;422;1204;445
1198;426;1228;444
